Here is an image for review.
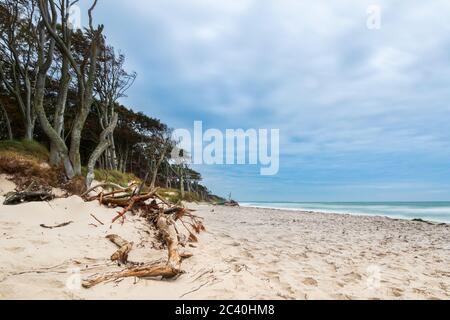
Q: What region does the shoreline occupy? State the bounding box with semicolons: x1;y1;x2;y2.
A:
1;178;449;300
239;203;450;225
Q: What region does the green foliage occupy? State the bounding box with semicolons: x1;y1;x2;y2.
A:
158;188;181;203
0;139;49;161
158;188;213;204
183;192;203;203
93;169;140;187
208;194;227;204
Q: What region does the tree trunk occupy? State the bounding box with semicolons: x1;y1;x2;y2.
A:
25;117;37;141
50;55;71;165
118;151;124;172
34;22;74;179
24;119;33;140
86;113;119;188
123;148;129;173
69;103;88;175
150;146;168;189
24;75;34;140
165;165;169;188
49;142;60;165
38;0;102;175
69;28;102;176
98;154;104;170
0;52;34;140
187;180;191;193
35;97;74;179
180;173;185;199
109;134;118;170
0;102;13;140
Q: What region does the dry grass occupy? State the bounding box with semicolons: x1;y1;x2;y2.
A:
158;188;207;204
92;169;140;187
0;140;91;194
0;150;61;190
0;139;49;161
0;140;140;195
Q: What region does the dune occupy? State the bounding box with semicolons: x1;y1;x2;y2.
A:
0;174;449;300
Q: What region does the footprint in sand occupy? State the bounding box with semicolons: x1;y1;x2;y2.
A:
332;293;353;300
413;288;429;296
1;222;21;231
4;247;25;253
224;257;239;263
268;276;297;297
263;270;280;278
343;271;362;283
302;277;318;287
47;279;66;289
391;288;404;297
241;251;254;259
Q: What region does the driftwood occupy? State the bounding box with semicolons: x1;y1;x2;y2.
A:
111;188;159;223
90;214;104;225
82;264;180;289
4;190;53;205
412;218;430;223
81;183;132;198
81;183;206;289
106;234;133;264
224;200;240;207
40;221;73;229
164;207;186;215
83;215;183;288
156;214;181;271
155;193;172;207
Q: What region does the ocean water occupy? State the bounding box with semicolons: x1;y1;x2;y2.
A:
240;202;450;223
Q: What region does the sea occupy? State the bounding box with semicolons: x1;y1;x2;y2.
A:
240;202;450;223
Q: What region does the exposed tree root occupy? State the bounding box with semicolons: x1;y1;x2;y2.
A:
81;184;205;289
82;264;181;289
83;214;184;288
106;234;133;264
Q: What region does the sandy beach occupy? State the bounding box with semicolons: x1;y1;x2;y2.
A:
0;175;449;300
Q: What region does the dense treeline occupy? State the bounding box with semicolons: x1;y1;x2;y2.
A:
0;0;215;200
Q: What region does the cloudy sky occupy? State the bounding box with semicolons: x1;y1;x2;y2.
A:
80;0;450;201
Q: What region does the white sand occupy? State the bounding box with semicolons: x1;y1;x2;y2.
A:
0;175;449;300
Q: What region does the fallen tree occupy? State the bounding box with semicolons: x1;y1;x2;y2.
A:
81;183;205;288
3;190;53;205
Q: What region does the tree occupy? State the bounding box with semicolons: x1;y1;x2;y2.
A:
170;148;192;199
0;0;39;139
0;99;13;140
85;47;136;187
94;48;136;166
39;0;104;176
34;0;76;177
0;0;216;200
85;111;118;187
148;129;173;189
48;0;74;165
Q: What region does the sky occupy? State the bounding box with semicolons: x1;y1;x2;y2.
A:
79;0;450;202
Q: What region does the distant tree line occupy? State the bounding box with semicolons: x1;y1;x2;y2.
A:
0;0;215;200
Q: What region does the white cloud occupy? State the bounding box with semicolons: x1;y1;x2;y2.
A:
89;0;450;198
